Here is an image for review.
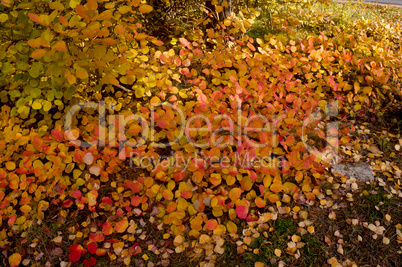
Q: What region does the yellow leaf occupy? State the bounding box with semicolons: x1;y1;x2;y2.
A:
49;1;65;11
177;198;188;211
135;87;145;98
274;249;281;257
20;205;32;214
87;190;97;206
199;234;210;244
385;214;391;221
42;101;52;112
118;5;132;14
5;161;16;171
32;101;42;110
226;221;237;234
215;6;223;13
69;0;81;9
173;235;184;245
76;68;88;80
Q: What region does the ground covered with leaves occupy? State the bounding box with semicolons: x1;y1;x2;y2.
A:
0;0;401;266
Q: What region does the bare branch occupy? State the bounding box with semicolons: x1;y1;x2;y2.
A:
115;84;133;93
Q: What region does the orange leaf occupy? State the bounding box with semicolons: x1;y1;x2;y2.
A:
87;0;98;10
206;219;218;230
285;135;295;147
28;13;40;23
53;40;67;52
115;219;128;233
102;222;113;235
268;194;280;203
31;49;47;58
229;188;242;202
210;173;221;186
270;183;283;193
27;38;41;48
151;39;164;46
255;197;266;208
138;4;153;13
156;119;168;129
9;253;22;267
239;176;253;191
115;25;125;34
96;10;112;20
162;189;173;200
51;128;63;141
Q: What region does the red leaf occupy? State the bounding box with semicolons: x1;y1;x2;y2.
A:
129;243;142;255
235;206;248;219
8;215;17;226
72;190;82;199
62;199;73;208
248;170;257;181
87;242;97;254
126;180;140;193
68;244;85;262
83;257;97;267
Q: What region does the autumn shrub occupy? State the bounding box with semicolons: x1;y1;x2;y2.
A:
0;0;402;266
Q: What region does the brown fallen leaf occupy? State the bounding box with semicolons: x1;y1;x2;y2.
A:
50;247;63;257
368;145;381;154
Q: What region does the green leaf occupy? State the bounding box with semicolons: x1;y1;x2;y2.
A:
1;62;12;74
16;61;29;71
64;86;75;100
0;14;9;23
28;63;43;78
69;0;81;9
